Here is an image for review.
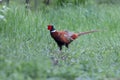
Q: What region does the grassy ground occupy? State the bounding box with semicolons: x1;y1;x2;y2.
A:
0;4;120;80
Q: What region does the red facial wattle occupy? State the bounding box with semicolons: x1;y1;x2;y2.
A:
48;25;52;30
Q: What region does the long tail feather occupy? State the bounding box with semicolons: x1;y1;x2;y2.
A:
78;30;98;36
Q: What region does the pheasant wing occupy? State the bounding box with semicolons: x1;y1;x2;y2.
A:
64;31;75;42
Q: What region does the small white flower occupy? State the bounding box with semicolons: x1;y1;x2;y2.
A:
0;15;4;19
0;15;7;22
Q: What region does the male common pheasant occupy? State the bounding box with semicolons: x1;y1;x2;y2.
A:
48;25;98;50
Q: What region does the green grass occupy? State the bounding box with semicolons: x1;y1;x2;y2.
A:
0;4;120;80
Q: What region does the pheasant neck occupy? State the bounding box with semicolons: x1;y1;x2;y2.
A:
51;30;56;33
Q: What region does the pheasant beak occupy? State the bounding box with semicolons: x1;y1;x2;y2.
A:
47;25;52;30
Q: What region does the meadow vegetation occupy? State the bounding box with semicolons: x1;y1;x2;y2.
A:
0;1;120;80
